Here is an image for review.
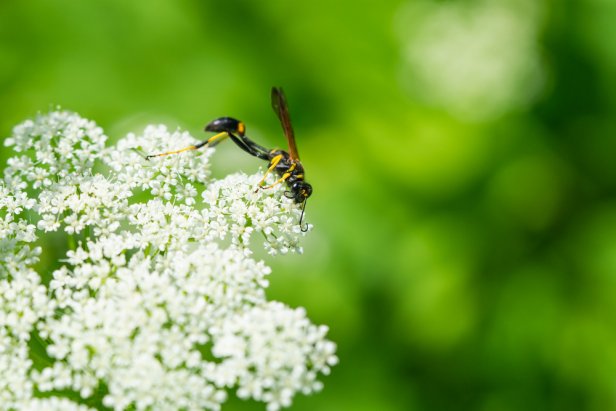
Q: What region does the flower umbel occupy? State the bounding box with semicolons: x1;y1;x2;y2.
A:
0;111;336;411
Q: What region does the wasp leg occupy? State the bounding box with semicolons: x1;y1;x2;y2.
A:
254;154;284;191
205;131;231;147
257;162;297;190
145;131;228;160
260;172;292;190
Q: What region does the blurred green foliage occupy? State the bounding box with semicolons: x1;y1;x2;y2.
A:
2;0;616;410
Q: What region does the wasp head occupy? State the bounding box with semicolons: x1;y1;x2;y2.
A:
287;181;312;204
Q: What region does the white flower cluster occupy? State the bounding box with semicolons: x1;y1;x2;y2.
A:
0;111;337;411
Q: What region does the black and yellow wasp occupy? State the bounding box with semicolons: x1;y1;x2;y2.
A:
146;87;312;231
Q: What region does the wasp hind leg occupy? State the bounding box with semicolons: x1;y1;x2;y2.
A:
145;131;229;160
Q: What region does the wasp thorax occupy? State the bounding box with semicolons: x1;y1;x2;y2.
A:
291;181;312;203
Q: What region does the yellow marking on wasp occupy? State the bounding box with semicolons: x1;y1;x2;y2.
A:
237;122;245;135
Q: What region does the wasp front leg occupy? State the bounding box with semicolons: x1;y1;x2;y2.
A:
254;154;284;191
260;171;293;190
263;162;296;188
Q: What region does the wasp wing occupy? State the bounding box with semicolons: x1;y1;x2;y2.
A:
271;87;300;160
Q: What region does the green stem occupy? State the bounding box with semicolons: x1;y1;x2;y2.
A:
67;234;76;251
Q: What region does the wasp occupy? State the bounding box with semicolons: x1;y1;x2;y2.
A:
146;87;312;231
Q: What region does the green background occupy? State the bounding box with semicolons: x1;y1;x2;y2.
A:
2;0;616;410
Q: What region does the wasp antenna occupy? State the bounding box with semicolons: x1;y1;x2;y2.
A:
299;198;309;232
